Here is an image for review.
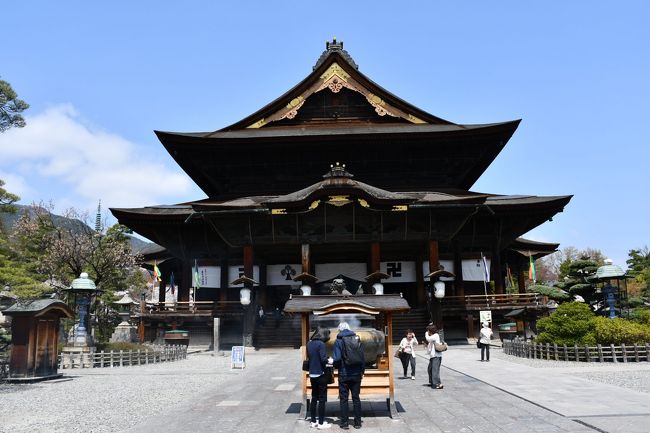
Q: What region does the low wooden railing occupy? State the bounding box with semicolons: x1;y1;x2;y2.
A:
503;340;650;363
442;293;543;310
59;344;187;369
144;301;215;313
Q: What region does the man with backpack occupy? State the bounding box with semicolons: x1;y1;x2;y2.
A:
332;322;365;429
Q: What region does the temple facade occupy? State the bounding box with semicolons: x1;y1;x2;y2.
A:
111;40;571;347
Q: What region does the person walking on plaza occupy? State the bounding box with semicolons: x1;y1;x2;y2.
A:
333;322;365;430
479;321;493;362
425;324;443;389
307;328;333;429
398;329;418;379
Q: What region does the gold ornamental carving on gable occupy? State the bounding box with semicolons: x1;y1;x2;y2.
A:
246;61;430;128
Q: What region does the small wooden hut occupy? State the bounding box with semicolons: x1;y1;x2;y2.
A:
4;299;73;381
284;293;410;418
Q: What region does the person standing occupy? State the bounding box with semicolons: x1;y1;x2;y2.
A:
398;329;418;379
425;325;443;389
332;322;365;430
307;328;333;429
479;321;493;362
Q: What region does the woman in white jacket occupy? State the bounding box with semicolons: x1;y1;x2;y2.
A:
424;325;443;389
479;321;493;362
398;329;418;379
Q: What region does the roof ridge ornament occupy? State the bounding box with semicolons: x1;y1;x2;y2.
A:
323;162;354;179
314;38;359;70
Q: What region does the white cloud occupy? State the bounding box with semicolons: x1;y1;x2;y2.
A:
0;104;194;212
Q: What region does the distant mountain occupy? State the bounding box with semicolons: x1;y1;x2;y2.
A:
0;204;152;252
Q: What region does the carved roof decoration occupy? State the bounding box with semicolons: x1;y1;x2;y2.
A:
215;39;453;132
313;38;358;70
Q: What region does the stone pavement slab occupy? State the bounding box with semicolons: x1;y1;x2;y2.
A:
122;348;598;433
440;345;650;433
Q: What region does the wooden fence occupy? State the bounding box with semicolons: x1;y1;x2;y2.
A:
59;344;187;369
503;340;650;363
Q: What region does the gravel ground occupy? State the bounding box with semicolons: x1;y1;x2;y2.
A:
0;351;234;433
491;345;650;394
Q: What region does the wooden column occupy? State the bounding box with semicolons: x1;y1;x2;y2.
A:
415;256;426;305
243;245;254;279
386;312;394;401
492;247;505;295
428;240;443;329
518;260;527;294
158;280;166;305
301;244;311;274
467;313;475;339
454;246;465;298
370;242;381;274
179;261;190;302
220;255;229;303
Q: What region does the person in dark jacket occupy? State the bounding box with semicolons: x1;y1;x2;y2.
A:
332;322;365;430
307;328;333;429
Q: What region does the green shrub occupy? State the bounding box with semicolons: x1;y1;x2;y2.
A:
528;284;570;301
628;296;645;308
536;302;597;345
636;309;650;325
594;317;650;345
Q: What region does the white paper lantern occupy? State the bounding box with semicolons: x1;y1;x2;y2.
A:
239;288;251;305
300;285;312;296
372;282;384;295
433;281;445;299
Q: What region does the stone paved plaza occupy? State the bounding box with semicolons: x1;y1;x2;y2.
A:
2;345;650;433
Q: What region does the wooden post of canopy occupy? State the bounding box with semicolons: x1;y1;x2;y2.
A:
386;312;394;405
416;255;426;305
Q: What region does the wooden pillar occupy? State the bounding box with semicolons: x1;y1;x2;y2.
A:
492;247;505;295
415;256;426;305
370;242;381;274
220;253;229;303
243;245;253;279
179;261;190;302
158;280;166;305
301;244;311;274
467;313;475;339
518;260;527;294
454;246;465;298
386;312;394;401
428;240;443;329
258;263;267;307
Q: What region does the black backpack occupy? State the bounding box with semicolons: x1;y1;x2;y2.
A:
342;335;364;366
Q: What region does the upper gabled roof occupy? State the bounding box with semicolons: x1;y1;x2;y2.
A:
219;39;453;131
154;40;522;198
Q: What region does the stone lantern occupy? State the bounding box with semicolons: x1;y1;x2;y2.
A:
61;273;100;366
110;293;138;343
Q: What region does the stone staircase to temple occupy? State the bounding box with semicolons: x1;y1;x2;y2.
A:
391;308;431;343
252;314;302;348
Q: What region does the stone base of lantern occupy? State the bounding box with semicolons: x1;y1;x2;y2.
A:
60;346;96;368
110;321;137;343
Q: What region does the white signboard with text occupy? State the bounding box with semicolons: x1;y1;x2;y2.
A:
197;266;221;288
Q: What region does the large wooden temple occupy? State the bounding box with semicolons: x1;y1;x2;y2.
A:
111;40;571;347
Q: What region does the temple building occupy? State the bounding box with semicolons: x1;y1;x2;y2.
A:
111;40;571;347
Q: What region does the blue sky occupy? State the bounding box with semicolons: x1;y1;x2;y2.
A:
1;1;648;267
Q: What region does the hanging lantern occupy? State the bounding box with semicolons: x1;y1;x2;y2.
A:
300;285;312;296
433;281;445;299
239;287;251;306
372;282;384;295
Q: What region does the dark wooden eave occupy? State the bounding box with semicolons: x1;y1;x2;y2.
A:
156;120;520;200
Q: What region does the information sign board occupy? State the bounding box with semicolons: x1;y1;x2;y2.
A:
231;346;245;369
